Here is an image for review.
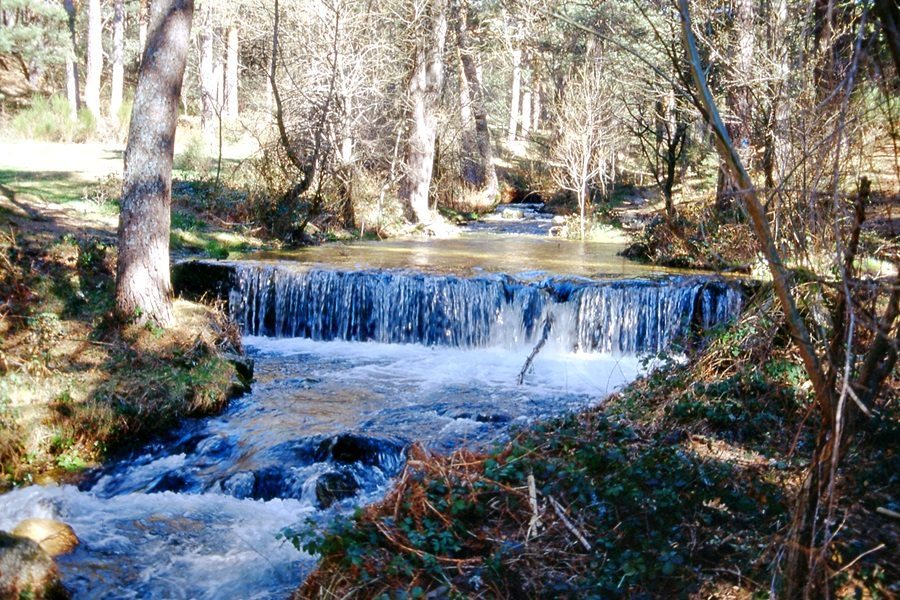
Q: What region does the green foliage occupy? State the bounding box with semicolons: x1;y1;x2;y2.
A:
171;211;208;232
82;175;122;215
665;371;804;447
296;412;788;597
0;0;68;79
174;133;209;177
10;96;97;143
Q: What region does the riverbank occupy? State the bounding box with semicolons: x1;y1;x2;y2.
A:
296;288;898;598
0;164;252;490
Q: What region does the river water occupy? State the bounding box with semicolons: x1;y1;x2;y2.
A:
0;208;743;598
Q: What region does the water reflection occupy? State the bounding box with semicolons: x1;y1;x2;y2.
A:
249;235;682;279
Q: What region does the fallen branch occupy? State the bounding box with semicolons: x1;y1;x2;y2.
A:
526;473;542;542
876;506;900;520
518;315;553;385
547;494;592;552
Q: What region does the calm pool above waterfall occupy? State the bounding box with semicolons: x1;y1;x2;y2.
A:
0;225;744;599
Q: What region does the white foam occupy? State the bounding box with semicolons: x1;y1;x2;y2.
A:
0;484;313;599
245;336;645;399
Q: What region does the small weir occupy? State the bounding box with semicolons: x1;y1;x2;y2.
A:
232;266;742;354
1;259;743;598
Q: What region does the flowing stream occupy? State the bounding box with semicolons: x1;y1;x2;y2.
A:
0;218;744;598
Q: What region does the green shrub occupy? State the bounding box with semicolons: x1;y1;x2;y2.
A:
174;132;209;176
11;95;96;142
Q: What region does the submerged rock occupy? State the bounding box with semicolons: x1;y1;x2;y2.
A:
315;472;360;509
319;434;407;474
0;531;68;599
11;518;79;558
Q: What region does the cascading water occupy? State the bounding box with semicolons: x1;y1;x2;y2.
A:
231;266;742;355
0;261;743;599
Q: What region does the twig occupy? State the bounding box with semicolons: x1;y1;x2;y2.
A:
526;473;542;542
829;543;885;578
517;314;553;385
546;495;591;552
876;507;900;520
373;520;482;566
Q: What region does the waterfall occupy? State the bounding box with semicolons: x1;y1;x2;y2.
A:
230;266;743;355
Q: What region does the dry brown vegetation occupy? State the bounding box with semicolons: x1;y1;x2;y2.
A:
0;193;245;488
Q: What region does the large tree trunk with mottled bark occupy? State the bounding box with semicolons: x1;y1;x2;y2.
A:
399;0;448;224
452;0;497;199
110;0;126;125
85;0;102;120
116;0;194;327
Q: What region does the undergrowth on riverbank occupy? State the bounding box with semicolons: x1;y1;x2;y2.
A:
0;228;245;488
294;287;897;599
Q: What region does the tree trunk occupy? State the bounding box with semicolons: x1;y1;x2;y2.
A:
874;0;900;75
63;0;80;121
520;86;532;138
532;82;541;131
110;0;125;125
214;59;224;108
453;0;498;198
225;26;239;119
399;0;449;224
116;0;195;327
85;0;103;120
198;4;216;143
507;44;521;146
457;61;479;186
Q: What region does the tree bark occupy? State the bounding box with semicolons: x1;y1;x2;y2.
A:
520;85;532;138
225;25;239;119
457;61;479;186
399;0;449;224
198;3;216;143
452;0;498;198
85;0;103;120
116;0;195;327
507;43;521;146
63;0;80;121
110;0;126;125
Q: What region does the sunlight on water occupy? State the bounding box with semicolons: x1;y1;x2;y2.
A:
248;234;683;279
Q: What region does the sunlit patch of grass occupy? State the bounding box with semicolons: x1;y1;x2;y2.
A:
0;169;88;204
170;228;262;259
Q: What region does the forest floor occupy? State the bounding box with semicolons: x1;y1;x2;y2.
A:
297;288;898;599
0;141;257;489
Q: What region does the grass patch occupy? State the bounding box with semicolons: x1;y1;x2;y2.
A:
170;228;259;259
0;169;89;204
9;95;97;143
